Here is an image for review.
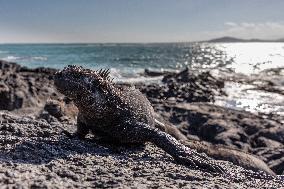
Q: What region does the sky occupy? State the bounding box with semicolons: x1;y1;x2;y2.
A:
0;0;284;43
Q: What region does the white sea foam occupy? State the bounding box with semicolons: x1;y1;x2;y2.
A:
2;55;47;62
32;56;48;61
3;56;21;61
115;76;163;84
108;67;163;84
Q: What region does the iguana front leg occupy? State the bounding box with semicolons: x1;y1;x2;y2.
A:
62;112;90;139
76;118;90;139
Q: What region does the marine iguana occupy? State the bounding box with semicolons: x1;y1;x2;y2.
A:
54;66;284;182
54;65;224;173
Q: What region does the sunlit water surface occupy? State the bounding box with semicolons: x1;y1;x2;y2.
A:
215;43;284;74
212;43;284;116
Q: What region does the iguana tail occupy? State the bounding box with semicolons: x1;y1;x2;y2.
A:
148;125;282;180
147;126;225;173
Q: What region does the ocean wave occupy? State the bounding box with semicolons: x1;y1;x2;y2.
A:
108;67;163;84
3;56;21;61
32;56;48;61
115;76;163;84
0;51;8;54
2;55;47;62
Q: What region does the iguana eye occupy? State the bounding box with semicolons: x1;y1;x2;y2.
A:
91;79;99;87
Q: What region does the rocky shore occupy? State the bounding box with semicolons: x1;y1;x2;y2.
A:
0;60;283;188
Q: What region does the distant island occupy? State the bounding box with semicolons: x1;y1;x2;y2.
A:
206;36;284;43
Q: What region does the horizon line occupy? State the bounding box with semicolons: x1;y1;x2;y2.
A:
1;36;284;45
0;41;199;45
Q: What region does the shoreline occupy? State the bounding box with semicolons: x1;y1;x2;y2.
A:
0;60;283;188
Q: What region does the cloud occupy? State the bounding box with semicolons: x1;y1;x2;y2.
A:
224;22;238;27
202;21;284;40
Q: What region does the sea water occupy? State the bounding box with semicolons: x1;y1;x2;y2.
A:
0;42;283;116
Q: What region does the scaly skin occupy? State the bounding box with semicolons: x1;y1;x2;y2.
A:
54;65;226;173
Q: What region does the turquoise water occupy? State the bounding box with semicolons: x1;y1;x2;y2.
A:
0;43;232;79
0;43;197;76
0;42;284;115
1;43;284;77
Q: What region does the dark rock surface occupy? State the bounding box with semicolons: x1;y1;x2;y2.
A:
138;68;225;104
144;68;173;77
152;102;284;175
0;60;57;111
0;113;283;188
182;140;276;176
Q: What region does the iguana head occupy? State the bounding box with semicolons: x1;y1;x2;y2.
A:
54;65;113;103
